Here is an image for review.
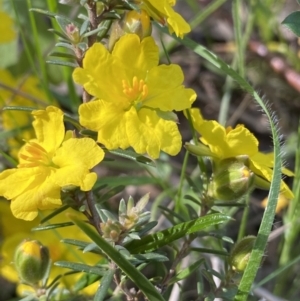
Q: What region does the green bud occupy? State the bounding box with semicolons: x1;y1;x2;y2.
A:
100;220;123;242
229;236;256;273
14;240;50;285
185;142;216;157
65;23;80;44
108;9;152;51
208;157;254;201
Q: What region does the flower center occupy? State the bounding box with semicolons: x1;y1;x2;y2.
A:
122;76;148;106
18;141;55;168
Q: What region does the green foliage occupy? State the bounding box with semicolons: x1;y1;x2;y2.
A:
282;11;300;37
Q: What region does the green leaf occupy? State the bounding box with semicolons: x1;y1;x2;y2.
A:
2;106;36;112
94;176;159;188
81;23;110;38
55;42;74;51
49;51;77;59
69;216;166;301
32;222;74;231
126;253;169;265
54;261;107;276
74;273;101;292
29;8;57;17
94;269;114;301
95;185;125;203
48;28;68;40
61;239;90;250
39;205;70;224
46;60;78;68
105;148;156;167
168;259;205;285
191;248;229;256
282;11;300;37
126;213;231;253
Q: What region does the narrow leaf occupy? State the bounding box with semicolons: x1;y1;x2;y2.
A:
55;42;74;51
54;261;107;276
49;51;77;59
169;259;205;285
40;205;70;224
105;148;155;167
61;238;90;250
29;8;57;17
32;222;74;231
94;269;115;301
46;60;78;68
126;213;231;253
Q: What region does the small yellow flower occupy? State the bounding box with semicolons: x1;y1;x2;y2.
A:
74;34;196;158
135;0;190;38
0;106;104;220
186;108;294;199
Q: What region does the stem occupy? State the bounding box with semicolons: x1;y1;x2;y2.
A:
237;192;251;241
175;151;189;214
85;190;101;233
86;0;99;47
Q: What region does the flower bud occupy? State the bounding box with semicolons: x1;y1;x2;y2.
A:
65;23;80;44
229;236;256;273
108;10;152;51
100;220;123;242
208;157;254;201
14;240;50;285
123;10;152;38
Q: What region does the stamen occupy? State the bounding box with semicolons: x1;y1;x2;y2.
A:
122;76;148;102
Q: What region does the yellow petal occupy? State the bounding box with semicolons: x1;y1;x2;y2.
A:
79;100;130;150
145;65;196;111
10;180;61;221
32;106;65;154
199;121;258;158
142;0;190;38
113;34;159;72
52;138;104;191
53;137;104;170
127;108;182;158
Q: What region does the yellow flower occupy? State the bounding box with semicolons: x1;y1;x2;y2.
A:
0;69;55;158
0;4;15;43
0;106;104;220
74;34;196;158
135;0;190;38
0;201;100;296
187;108;294;199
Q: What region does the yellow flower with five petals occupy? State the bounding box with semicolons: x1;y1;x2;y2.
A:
186;108;294;199
0;106;104;221
135;0;190;38
73;34;196;159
